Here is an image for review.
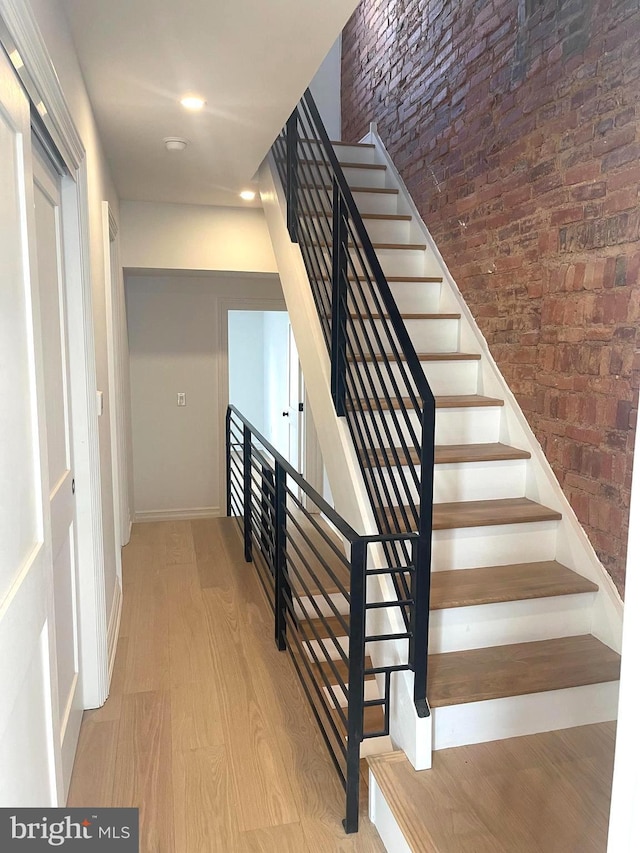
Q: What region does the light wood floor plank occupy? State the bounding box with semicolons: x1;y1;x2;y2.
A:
67;716;118;807
172;745;239;852
113;690;175;853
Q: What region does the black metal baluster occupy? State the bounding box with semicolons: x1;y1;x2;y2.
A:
226;408;232;517
286;112;299;243
344;538;367;834
274;460;289;651
243;423;253;563
331;181;348;417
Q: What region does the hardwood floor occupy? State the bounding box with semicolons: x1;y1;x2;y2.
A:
68;518;384;852
369;722;616;852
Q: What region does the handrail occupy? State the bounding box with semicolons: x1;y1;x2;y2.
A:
301;92;436;414
226;405;420;833
271;89;435;718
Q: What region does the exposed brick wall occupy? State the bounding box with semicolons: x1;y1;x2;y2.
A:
342;0;640;595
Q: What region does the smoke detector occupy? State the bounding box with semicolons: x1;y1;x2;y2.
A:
163;136;188;152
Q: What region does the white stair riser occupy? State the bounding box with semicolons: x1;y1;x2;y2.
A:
366;458;528;505
435;406;502;444
343;164;388;188
294;592;349;619
349;317;459;355
315;244;437;279
362;217;412;243
389;281;442;313
351;189;399;215
374;247;437;278
351;280;442;315
348;357;479;397
302;161;387;188
335;145;377;164
432;681;619;750
344;403;502;451
429;592;596;654
431;520;559;571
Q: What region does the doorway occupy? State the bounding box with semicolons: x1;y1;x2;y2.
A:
228;310;301;469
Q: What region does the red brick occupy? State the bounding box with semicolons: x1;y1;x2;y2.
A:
342;0;640;595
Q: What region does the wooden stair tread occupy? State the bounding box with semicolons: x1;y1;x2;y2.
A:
350;312;460;320
430;561;599;610
300;158;386;171
436;442;531;464
427;635;621;707
301;183;399;194
313;654;375;684
364;442;530;468
436;394;504;408
350;351;481;363
331;140;375;149
348;394;504;412
312;240;426;250
287;510;350;597
307;210;412;221
383;497;562;533
368;722;617;852
330;703;386;738
300;614;349;641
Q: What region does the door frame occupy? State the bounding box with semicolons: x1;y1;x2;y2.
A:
0;0;109;708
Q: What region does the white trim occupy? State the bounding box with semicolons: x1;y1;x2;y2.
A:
134;507;221;523
106;579;122;682
607;422;640;851
103;201;123;582
0;1;109;709
0;0;84;172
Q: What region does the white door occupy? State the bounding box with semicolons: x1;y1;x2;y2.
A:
33;147;83;795
0;48;61;804
286;324;302;471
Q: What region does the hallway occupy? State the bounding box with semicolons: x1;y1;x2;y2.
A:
67;518;383;851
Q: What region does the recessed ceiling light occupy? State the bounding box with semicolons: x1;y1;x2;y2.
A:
240;190;256;201
180;95;206;111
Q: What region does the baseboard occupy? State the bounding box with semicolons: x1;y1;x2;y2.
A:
134;506;221;523
106;579;122;686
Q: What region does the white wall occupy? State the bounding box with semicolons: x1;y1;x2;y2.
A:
309;35;342;141
26;0;122;642
126;273;284;520
120;201;277;273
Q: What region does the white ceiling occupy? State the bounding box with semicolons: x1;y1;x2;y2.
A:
60;0;356;207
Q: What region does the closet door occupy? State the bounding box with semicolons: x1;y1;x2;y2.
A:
33;145;83;797
0;50;61;802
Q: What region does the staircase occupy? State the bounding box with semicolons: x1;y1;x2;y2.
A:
259;93;622;836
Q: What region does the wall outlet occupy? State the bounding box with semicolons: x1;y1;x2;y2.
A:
177;392;186;407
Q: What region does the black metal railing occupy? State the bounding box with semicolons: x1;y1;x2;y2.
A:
272;90;435;716
227;406;420;833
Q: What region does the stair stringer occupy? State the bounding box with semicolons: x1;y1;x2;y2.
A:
362;123;623;654
259;153;433;771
